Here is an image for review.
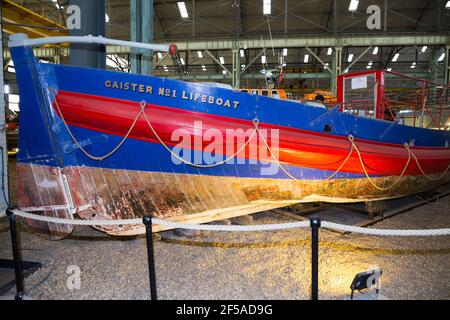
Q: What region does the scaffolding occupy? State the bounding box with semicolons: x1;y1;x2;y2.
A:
337;70;450;130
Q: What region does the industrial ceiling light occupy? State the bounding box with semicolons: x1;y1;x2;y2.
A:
283;48;288;56
177;2;189;19
219;57;225;64
105;14;110;23
202;65;206;71
410;62;416;69
372;47;379;55
157;52;162;59
180;58;185;65
446;1;450;8
387;68;392;72
421;46;428;54
263;0;271;15
392;53;400;62
348;0;359;12
261;55;267;64
347;53;354;63
350;268;383;300
304;54;309;63
222;70;227;75
344;68;349;73
197;51;203;58
327;47;333;55
438;52;446;62
240;50;245;58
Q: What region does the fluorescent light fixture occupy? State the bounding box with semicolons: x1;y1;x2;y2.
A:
387;68;392;72
241;64;246;68
202;65;206;71
368;61;373;66
410;62;416;69
240;50;245;58
180;58;185;65
349;0;359;11
366;65;372;69
344;68;349;73
421;46;427;54
4;85;10;94
177;2;189;19
197;51;203;58
105;14;110;23
304;54;309;63
446;1;450;8
261;55;266;64
222;70;227;75
392;53;400;62
9;94;19;104
283;48;288;56
372;47;379;55
327;47;333;55
219;57;225;64
347;54;354;63
263;0;271;15
282;62;287;67
157;52;162;59
438;52;446;62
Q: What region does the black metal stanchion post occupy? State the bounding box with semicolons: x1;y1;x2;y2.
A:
6;207;25;300
310;217;321;301
143;215;157;300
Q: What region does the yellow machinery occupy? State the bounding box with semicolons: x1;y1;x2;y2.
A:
2;0;68;38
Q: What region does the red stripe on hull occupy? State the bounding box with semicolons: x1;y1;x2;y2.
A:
53;90;450;176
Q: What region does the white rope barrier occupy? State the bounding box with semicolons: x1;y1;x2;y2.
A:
321;221;450;237
9;209;450;236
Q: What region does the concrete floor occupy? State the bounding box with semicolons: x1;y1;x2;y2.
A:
0;159;449;300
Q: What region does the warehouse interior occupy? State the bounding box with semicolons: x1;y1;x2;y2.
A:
0;0;450;301
2;0;450;102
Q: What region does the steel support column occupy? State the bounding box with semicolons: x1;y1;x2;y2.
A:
69;0;106;69
445;45;450;84
436;0;442;33
430;49;440;83
232;49;240;88
284;0;288;35
332;47;342;94
333;0;338;34
131;0;153;75
192;0;196;38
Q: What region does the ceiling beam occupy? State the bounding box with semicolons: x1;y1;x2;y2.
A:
4;35;449;59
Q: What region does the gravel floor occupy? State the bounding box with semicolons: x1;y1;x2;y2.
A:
0;159;449;300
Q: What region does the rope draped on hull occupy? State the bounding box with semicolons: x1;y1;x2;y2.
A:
52;89;450;191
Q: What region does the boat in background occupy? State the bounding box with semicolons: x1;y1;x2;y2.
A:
9;34;450;239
